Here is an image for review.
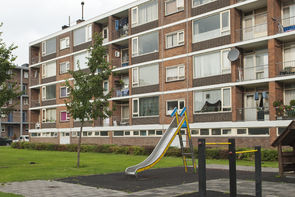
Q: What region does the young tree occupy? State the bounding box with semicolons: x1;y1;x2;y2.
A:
0;23;21;119
65;33;112;168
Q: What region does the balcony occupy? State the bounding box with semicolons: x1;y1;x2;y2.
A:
281;16;295;33
31;100;40;108
112;116;129;126
236;19;267;41
238;64;269;81
236;107;270;121
277;61;295;77
115;88;129;97
31;56;40;65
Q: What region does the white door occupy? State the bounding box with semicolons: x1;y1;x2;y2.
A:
244;94;257;121
60;132;70;144
243;15;253;40
244;55;255;80
171;129;186;148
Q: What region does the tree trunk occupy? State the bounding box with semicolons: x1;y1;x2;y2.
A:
77;122;84;168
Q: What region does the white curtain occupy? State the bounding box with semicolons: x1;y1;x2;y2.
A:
285;89;295;105
45;61;56;78
194;90;221;112
138;0;158;25
139;64;159;86
138;31;158;55
194;52;220;78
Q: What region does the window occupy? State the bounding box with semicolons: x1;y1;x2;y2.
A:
192;0;216;7
242;9;267;40
132;64;159;87
42;61;56;78
23;97;29;105
73;24;92;46
133;97;159;117
165;0;184;15
131;0;158;27
200;129;209;135
42;38;56;56
100;131;108;136
278;127;287;136
194;88;231;113
60;111;70;122
60;37;70;50
42;84;56;100
166;64;185;82
60;87;69;98
103;80;109;95
42;108;56;123
8;99;12;105
285;84;295;105
74;52;89;70
243;49;268;81
132;31;159;57
193;11;230;43
23;71;29;78
248;128;269;135
103;27;108;43
237;128;247;135
283;43;295;68
114;131;124;136
193;49;231;78
60;61;70;74
31;133;41;137
283;2;295;28
166;30;184;49
22;84;28;95
156;130;163;135
166;99;185;115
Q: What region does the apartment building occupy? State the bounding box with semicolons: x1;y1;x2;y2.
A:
0;64;29;139
28;0;295;148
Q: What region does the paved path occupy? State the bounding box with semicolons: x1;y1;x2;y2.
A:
1;178;295;197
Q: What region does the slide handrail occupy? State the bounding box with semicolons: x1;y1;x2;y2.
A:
171;107;178;117
179;107;187;117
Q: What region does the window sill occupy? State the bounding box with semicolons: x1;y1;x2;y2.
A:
132;115;159;118
60;47;70;51
60;120;70;123
59;72;69;75
131;19;158;28
132;50;159;58
165;78;185;83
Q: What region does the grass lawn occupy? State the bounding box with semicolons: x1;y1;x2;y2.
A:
0;146;278;183
0;192;23;197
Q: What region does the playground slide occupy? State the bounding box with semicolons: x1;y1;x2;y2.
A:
125;116;185;175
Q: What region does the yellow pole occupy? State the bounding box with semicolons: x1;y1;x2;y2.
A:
236;150;258;154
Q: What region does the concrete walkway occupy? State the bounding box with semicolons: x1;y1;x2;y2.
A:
1;178;295;197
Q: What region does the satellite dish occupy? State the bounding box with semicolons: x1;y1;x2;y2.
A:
228;48;240;62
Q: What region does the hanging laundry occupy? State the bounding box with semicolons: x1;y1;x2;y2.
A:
262;91;268;99
255;92;259;100
115;20;119;31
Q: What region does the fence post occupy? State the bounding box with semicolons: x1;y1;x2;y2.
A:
255;146;262;197
198;139;206;197
228;139;237;197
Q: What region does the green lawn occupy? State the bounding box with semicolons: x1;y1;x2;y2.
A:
0;192;23;197
0;147;278;183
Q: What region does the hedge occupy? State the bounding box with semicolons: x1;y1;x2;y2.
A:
11;142;278;161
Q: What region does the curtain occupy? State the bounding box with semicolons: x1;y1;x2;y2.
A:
139;97;159;116
74;27;86;46
139;64;159;86
138;0;158;25
244;55;255;80
195;90;221;112
74;52;88;70
46;85;56;100
45;61;56;78
285;89;295;105
195;51;220;78
138;31;158;55
61;112;67;121
166;0;176;15
166;67;178;81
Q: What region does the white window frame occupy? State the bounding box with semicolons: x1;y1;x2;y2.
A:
166;64;185;82
24;71;29;79
60;61;70;74
165;0;184;16
132;37;138;56
42;109;46;122
23;97;29;105
131;7;138;26
220;10;230;34
60;111;70;122
102;26;108;43
60;37;70;50
166;99;185;115
103;80;109;95
41;41;46;56
165;30;185;49
86;24;92;42
42;64;46;78
221;87;231;110
221;49;231;74
60;86;69;98
132;67;139;87
132;98;139;117
42;86;46;100
192;0;217;8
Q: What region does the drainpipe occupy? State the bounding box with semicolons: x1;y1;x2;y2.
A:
20;67;23;137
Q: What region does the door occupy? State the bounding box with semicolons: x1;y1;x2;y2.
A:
243;15;253;40
244;55;255;80
60;132;70;144
244;94;257;121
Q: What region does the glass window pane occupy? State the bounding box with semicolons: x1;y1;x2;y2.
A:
74;27;86;46
222;12;229;29
194;89;221;112
138;31;158;55
212;129;221;135
223;88;230;108
248;128;269;135
138;64;159;86
46;38;56;55
200;129;209;135
194;51;220;78
139;97;159;116
167;101;178;111
193;13;220;42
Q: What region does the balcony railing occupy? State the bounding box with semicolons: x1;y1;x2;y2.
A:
112;116;130;126
277;61;295;76
236;20;268;41
236;107;270;121
31;100;40;108
115;88;129;97
238;64;269;81
275;107;295;120
281;16;295;33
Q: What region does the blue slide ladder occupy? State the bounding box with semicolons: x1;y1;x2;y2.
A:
171;107;196;173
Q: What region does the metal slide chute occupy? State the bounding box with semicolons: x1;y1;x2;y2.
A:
125;116;186;175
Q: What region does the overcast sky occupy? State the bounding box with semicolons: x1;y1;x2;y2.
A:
0;0;135;66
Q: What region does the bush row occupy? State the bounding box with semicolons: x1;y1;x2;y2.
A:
11;142;278;161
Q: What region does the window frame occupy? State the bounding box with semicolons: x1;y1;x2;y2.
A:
165;30;185;49
42;85;56;101
132;98;139;117
60;61;70;74
23;71;29;79
221;87;231;110
102;26;108;43
132;37;138;56
192;0;217;8
131;7;138;26
60;37;70;50
60;86;69;98
166;64;185;82
166;99;185;115
165;0;184;16
60;111;70;122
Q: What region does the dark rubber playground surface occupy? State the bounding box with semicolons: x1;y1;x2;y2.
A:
59;167;295;195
